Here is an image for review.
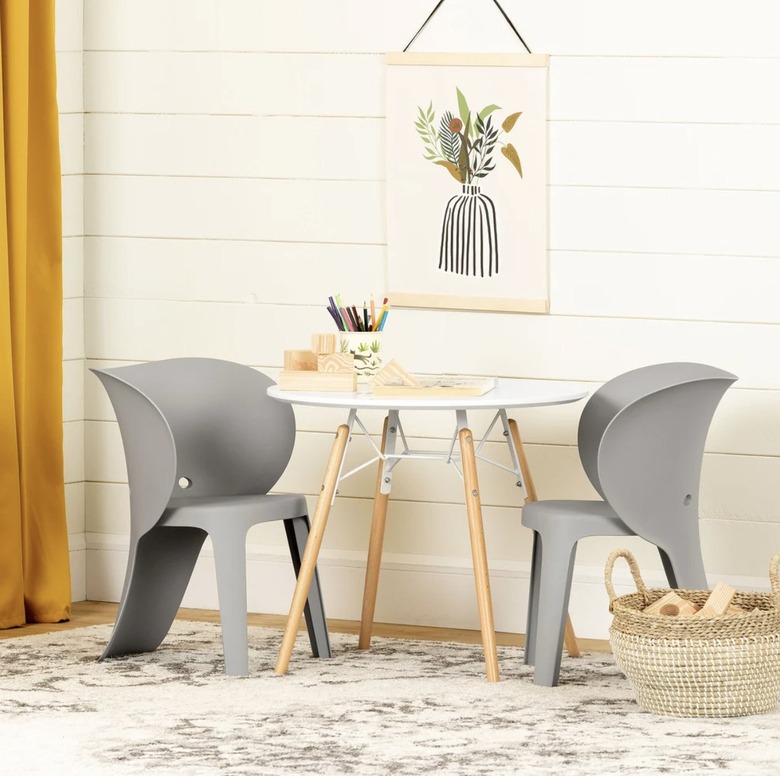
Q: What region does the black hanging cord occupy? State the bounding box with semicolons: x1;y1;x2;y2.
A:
403;0;532;53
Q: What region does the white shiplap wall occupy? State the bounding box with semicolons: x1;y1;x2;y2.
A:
80;0;780;637
57;0;85;600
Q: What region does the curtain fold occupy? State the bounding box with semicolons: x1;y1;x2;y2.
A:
0;0;71;628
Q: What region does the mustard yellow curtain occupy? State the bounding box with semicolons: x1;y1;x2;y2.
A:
0;0;70;628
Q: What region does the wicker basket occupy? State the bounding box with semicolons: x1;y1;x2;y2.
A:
605;548;780;717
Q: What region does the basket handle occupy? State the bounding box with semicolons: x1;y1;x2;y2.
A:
605;548;649;606
770;553;780;603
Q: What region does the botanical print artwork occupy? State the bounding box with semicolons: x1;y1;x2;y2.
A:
386;53;549;313
415;89;524;278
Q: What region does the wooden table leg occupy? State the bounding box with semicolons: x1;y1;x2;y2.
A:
358;416;391;650
459;427;500;683
275;424;350;675
507;418;581;659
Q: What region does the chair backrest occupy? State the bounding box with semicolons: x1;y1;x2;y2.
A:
578;363;737;551
92;358;296;539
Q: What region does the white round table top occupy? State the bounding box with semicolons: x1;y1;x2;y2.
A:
268;378;589;411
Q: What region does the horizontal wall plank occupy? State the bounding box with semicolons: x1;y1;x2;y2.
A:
62;175;83;239
65;483;85;536
84;52;384;116
63;359;84;423
85;298;780;389
86;114;383;180
84;51;780;126
550;252;780;324
63;298;84;361
56;51;82;114
84;238;384;304
551;187;780;258
391;307;780;389
85;176;780;259
82;0;496;54
62;237;84;300
509;1;780;58
84;359;780;459
86;115;780;194
55;0;83;53
550;122;780;192
64;421;84;484
550;57;780;124
84;422;780;533
83;0;780;58
85;176;383;244
59;114;84;177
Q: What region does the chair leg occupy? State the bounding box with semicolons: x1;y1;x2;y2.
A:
460;427;500;683
531;534;578;687
507;417;580;659
100;526;206;660
210;527;250;676
276;424;350;675
359;416;391;650
524;531;542;666
284;516;332;659
658;542;708;590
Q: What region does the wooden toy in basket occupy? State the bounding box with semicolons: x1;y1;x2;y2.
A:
605;548;780;718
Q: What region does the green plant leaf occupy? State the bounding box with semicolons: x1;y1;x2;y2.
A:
502;112;522;132
456;88;470;132
435;160;462;182
439;110;462;164
479;104;501;122
501;143;523;177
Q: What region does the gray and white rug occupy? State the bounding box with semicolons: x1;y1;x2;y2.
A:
1;621;778;775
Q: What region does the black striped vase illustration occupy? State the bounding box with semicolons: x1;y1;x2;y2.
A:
438;184;499;277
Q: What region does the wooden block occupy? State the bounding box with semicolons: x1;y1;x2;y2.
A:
372;359;422;387
726;604;747;616
311;333;337;355
695;582;736;617
317;353;354;373
643;591;699;616
278;370;356;392
283;350;317;371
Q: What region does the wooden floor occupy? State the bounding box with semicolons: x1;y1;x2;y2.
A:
0;601;611;652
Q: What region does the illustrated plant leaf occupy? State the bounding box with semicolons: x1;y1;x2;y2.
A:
478;104;501;122
435;160;462;182
501;143;523;177
438;111;462;164
475;114;485;138
502;112;522;132
456;88;470;131
458;112;472;183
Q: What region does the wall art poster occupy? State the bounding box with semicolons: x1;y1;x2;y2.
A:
386;53;549;313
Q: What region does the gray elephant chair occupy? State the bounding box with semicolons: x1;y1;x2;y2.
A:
522;362;737;686
93;358;331;675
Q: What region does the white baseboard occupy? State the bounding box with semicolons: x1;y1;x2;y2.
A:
84;533;771;641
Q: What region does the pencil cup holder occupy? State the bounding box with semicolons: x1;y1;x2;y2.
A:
340;332;383;383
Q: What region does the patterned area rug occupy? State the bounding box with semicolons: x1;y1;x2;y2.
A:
1;621;779;775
